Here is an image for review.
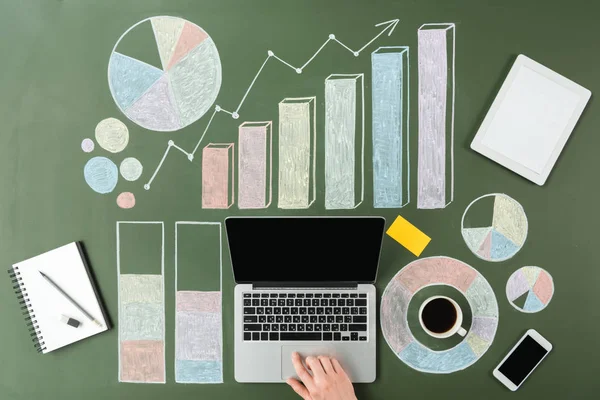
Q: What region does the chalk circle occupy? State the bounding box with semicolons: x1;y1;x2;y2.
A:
108;16;222;131
380;256;499;374
95;118;129;153
81;138;95;153
120;157;143;181
506;266;554;313
117;192;136;209
84;157;118;194
461;193;528;262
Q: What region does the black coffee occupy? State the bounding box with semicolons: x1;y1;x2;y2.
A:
422;298;457;334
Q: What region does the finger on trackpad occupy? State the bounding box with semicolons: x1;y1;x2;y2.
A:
281;345;337;380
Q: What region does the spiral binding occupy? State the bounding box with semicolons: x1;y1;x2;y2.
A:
8;266;46;353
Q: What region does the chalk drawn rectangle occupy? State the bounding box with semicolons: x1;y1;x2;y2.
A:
177;291;221;312
176;311;222;361
471;54;591;185
202;143;235;209
325;74;364;209
120;302;164;341
117;221;165;384
278;97;316;209
175;222;221;291
117;222;163;274
371;47;410;208
120;340;166;383
176;360;222;384
119;274;163;304
238;121;272;209
175;222;223;384
417;24;455;209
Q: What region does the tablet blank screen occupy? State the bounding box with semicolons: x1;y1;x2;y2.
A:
481;66;580;174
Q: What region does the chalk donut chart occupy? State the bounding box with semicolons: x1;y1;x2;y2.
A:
108;16;222;132
381;256;499;373
506;266;554;313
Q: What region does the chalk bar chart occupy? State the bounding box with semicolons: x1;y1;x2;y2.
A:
278;97;317;209
325;74;365;210
417;24;455;209
372;47;410;208
202;143;235;209
238;122;272;209
108;16;222;132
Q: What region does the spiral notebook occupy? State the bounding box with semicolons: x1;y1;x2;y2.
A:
8;242;110;354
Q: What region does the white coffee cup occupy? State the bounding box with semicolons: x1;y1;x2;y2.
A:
418;296;467;339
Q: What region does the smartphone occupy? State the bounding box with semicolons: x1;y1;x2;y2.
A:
493;329;552;391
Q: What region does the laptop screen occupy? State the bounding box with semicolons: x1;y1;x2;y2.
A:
226;217;385;284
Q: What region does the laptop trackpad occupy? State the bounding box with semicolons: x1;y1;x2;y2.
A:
281;345;346;381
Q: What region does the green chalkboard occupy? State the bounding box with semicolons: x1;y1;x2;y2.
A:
1;0;599;399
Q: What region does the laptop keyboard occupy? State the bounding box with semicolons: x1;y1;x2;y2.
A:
242;292;368;342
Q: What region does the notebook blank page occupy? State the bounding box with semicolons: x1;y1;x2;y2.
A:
15;243;107;353
481;65;581;174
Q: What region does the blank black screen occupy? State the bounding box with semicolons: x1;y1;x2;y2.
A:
499;335;548;386
226;217;385;283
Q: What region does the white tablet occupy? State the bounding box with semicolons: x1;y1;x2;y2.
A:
471;54;591;185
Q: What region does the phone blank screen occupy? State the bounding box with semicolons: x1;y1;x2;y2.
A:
499;335;548;386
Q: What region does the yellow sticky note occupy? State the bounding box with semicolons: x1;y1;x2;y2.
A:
386;215;431;256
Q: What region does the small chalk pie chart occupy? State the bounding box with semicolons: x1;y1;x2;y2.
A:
506;266;554;313
108;16;222;132
461;193;528;262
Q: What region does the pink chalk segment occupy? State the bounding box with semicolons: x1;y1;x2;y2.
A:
202;144;235;209
167;22;208;70
477;230;492;259
176;291;221;313
117;192;136;209
533;270;554;305
125;73;181;131
120;340;165;383
506;266;554;313
396;257;478;294
238;122;272;209
381;256;499;374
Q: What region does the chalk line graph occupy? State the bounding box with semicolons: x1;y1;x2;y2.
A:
143;19;400;190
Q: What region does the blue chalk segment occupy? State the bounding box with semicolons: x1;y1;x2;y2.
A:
109;52;164;111
84;156;118;194
372;47;408;208
524;290;545;312
490;229;520;260
176;360;222;383
399;341;477;373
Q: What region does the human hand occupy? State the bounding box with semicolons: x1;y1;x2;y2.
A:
286;352;357;400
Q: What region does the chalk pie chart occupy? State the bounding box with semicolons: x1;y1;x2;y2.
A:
461;193;528;262
108;16;222;132
506;266;554;313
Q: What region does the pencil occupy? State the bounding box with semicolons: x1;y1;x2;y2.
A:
39;271;103;328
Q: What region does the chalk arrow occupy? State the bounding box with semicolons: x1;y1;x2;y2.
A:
358;19;400;54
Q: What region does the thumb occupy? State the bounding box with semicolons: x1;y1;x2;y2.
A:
286;377;312;400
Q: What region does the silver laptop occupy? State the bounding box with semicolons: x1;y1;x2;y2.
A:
226;216;385;383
